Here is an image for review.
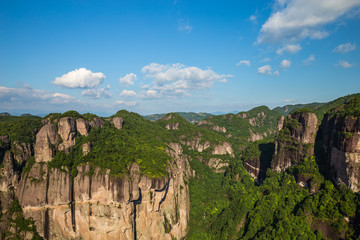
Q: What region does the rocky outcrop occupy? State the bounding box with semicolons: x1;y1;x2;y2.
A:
58;117;77;152
82;142;92;155
90;117;104;128
208;158;229;173
277;116;285;131
14;140;191;240
35;124;59;162
166;122;179;130
322;114;360;192
112;117;124;130
76;118;90;136
197;120;226;133
272;112;318;172
212;142;234;157
180;138;211;153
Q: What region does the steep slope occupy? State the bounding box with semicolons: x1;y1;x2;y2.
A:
322;95;360;192
272;109;318;172
197;106;281;152
0;110;192;240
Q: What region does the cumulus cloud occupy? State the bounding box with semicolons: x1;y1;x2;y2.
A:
139;89;161;99
258;65;280;76
119;73;137;85
334;42;357;53
52;68;105;88
258;65;273;75
178;19;193;33
115;100;138;107
141;63;233;97
82;85;112;99
120;89;137;98
236;60;251;66
276;44;302;55
303;54;316;65
257;0;360;43
338;60;354;68
280;59;291;68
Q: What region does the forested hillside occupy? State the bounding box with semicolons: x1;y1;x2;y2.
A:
1;94;360;239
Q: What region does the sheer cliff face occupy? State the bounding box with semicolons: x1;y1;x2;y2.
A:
322;114;360;192
2;117;191;240
272;112;318;172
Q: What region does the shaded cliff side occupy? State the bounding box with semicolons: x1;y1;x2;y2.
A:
272;110;318;172
322;96;360;192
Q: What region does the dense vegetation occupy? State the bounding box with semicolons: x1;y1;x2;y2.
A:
49;110;173;178
2;93;360;239
0;115;41;144
197;106;280;154
0;191;42;240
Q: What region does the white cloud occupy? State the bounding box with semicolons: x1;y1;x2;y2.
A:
178;20;193;33
283;99;295;103
257;0;360;43
141;63;233;97
249;15;257;23
276;44;302;55
273;70;280;76
338;60;354;68
261;57;271;62
119;73;137;85
82;86;112;99
120;89;137;97
0;85;80;112
303;54;315;65
280;59;291;68
116;100;138;107
236;60;251;66
140;89;161;99
52;68;105;88
334;42;357;53
258;65;273;75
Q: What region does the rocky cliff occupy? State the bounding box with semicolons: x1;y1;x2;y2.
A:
272;111;318;172
321;99;360;192
0;113;192;240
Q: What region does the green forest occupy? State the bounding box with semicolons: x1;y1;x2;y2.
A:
1;94;360;239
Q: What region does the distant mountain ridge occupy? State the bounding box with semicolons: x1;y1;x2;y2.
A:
143;112;212;123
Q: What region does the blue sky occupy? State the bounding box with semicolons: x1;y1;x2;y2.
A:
1;0;360;116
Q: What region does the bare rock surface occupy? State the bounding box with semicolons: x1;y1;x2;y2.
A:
35;124;59;162
112;117;124;130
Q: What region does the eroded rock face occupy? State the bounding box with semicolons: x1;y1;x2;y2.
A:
15;142;191;240
212;142;234;157
58;117;77;152
181;138;211;153
82;142;92;155
272;112;318;172
322;114;360;192
208;158;229;173
197;120;226;133
277;116;285;131
0;152;19;192
166;122;179;130
76;118;90;136
90;117;104;128
35;124;59;162
112;117;124;130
